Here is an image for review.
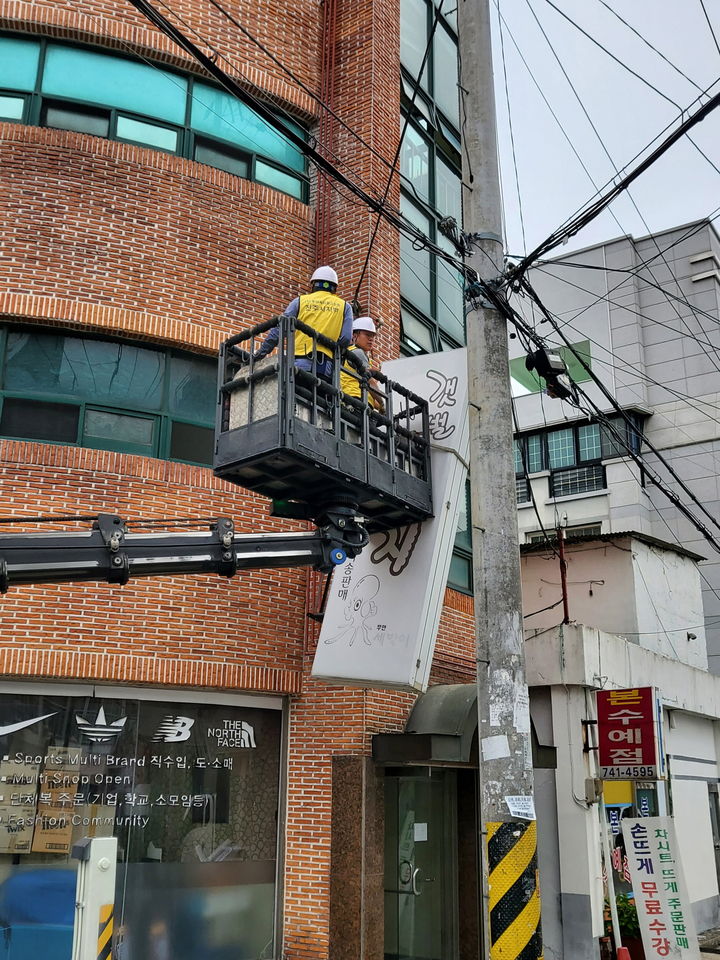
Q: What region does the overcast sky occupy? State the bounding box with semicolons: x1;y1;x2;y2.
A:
490;0;720;258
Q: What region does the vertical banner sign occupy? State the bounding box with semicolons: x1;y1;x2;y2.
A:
312;348;469;691
623;817;700;960
596;687;665;780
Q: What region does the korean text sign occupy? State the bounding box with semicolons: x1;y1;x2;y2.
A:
623;817;699;960
597;687;664;780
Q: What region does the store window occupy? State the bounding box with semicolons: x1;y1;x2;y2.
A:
0;34;308;201
0;327;216;465
0;691;282;960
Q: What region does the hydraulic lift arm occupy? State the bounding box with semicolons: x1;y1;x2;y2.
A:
0;506;368;592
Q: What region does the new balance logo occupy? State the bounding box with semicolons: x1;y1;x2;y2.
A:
152;716;195;743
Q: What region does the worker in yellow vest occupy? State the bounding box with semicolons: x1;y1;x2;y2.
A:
340;317;385;411
254;266;353;380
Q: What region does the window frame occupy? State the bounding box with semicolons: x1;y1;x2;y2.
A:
0;32;309;201
0;326;217;467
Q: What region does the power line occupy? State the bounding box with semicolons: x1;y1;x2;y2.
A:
516;278;720;549
699;0;720;60
506;77;720;276
595;0;705;95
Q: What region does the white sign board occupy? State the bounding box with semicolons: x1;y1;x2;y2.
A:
311;348;469;691
623;817;700;960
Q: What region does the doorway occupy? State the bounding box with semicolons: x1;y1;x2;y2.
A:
384;768;459;960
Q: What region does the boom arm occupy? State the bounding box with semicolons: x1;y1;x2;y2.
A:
0;508;368;592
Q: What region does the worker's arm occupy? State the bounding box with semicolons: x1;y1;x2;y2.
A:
254;298;299;359
338;302;354;349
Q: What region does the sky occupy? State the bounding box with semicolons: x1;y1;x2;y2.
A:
489;0;720;258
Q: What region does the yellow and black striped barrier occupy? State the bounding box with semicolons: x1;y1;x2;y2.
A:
487;820;543;960
97;904;113;960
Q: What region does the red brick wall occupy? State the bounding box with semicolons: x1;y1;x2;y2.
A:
0;2;477;957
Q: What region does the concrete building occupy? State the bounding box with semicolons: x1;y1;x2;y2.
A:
510;219;720;669
523;533;720;959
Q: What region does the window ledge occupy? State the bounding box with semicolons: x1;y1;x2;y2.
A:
517;501;535;510
545;489;609;505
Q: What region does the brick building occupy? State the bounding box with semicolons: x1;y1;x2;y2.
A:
0;2;477;959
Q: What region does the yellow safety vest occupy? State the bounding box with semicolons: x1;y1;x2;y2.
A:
341;345;381;409
294;290;346;360
340;344;363;399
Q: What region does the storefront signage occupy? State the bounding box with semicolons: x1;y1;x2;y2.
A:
597;687;665;780
312;348;469;692
623;817;700;959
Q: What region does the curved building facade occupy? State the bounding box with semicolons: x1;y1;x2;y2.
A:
0;1;477;958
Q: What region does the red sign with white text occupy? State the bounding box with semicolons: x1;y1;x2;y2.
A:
596;687;663;780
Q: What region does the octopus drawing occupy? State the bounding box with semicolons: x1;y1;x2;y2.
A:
324;574;381;647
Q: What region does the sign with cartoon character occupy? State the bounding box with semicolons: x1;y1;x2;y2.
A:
312;348;469;691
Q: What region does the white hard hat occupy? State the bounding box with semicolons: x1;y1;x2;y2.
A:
353;317;377;333
311;265;338;286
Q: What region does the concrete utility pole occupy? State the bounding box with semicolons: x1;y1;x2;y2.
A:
456;1;543;959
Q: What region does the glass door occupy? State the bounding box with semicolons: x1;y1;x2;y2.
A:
384;769;458;960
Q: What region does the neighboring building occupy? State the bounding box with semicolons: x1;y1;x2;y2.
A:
523;534;720;959
0;3;476;960
510;219;720;668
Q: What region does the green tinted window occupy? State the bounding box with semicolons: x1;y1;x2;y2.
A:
434;24;459;127
1;329;215;465
116;116;178;151
0;95;24;120
547;428;575;469
0;36;40;91
169;353;216;422
255;160;303;199
401;124;430;204
400;0;430;89
42;45;187;123
192;83;304;173
5;332;164;409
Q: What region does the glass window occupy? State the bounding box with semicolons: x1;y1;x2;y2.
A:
1;329;216;465
0;691;282;960
400;124;430;204
194;139;249;179
578;423;601;461
42;45;187;123
170;422;214;464
454;481;472;552
400;0;430;90
5;333;165;410
83;408;157;452
0;397;79;442
435;234;464;343
168;354;217;422
0;94;24;120
448;550;472;592
42;101;110;137
547;428;575;469
116;116;178;152
401;309;435;354
435;154;461;221
255;160;304;200
526;434;544;473
192;83;305;173
0;36;40;91
433;23;459;127
400;198;432;315
514;439;523;475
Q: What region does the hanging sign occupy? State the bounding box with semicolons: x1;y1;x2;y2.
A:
623;817;700;959
311;348;469;691
596;687;665;780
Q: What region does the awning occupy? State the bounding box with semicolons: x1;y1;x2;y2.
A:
372;683;556;768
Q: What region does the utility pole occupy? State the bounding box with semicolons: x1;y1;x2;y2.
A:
456;1;542;958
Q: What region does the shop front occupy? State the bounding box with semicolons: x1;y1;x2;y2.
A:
0;685;284;960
